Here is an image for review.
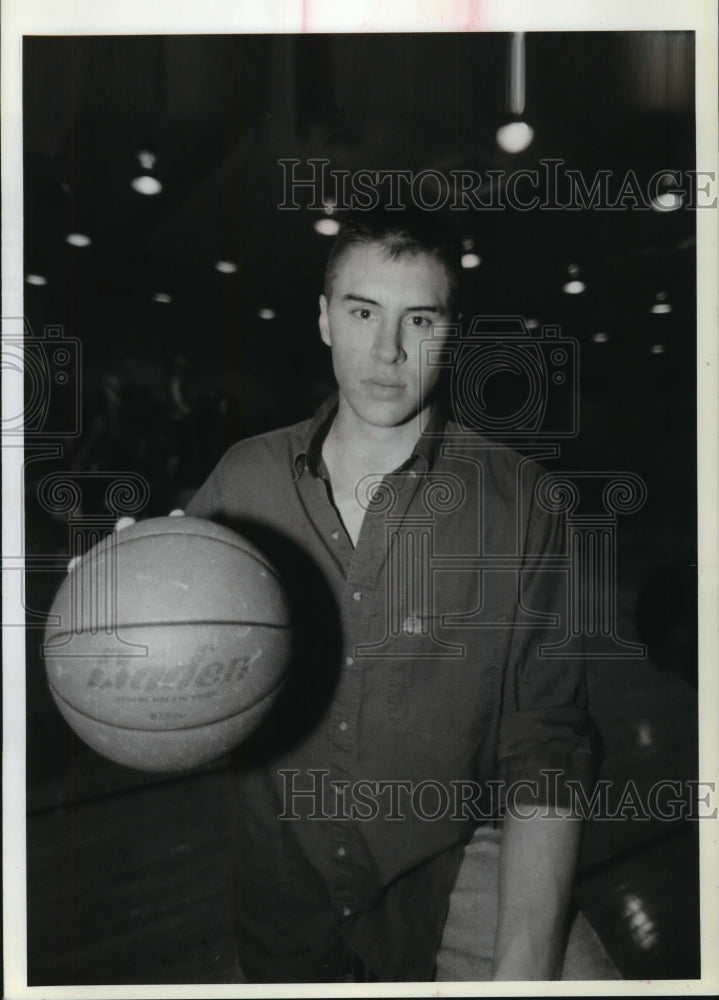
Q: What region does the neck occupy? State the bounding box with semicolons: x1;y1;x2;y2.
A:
326;399;432;476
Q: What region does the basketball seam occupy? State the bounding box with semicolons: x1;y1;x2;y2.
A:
45;620;292;644
47;674;287;733
78;524;282;580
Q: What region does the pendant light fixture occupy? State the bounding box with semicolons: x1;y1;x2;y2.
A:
496;33;535;154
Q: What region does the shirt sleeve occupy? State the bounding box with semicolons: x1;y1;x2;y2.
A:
184;445;240;521
184;465;220;520
496;472;603;809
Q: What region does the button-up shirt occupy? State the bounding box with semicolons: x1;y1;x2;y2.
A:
185;394;599;981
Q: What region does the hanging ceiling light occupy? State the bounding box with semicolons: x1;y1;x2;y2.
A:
460;236;481;269
496;33;534;154
650;291;672;314
214;260;238;274
314;218;340;236
25;273;47;286
562;263;586;295
592;331;609;343
636;722;653;747
137;150;157;170
131;175;163;195
65;232;91;247
650;182;683;212
496;121;534;154
132;150;163;195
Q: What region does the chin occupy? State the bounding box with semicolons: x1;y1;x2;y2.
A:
341;385;426;430
361;405;420;429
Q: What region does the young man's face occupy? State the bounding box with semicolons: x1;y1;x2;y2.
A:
319;242;453;431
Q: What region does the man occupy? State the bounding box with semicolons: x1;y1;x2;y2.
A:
184;210;603;982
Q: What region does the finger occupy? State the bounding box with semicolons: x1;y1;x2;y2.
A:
67;555;81;573
168;509;185;517
114;516;136;532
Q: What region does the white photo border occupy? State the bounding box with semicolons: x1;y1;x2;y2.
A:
3;2;717;997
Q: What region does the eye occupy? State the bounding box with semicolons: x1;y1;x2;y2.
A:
406;314;433;329
352;307;374;321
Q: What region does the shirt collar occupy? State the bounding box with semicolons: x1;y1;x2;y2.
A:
292;391;450;481
412;393;449;472
293;393;339;480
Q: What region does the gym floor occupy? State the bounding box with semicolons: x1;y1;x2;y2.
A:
22;530;701;986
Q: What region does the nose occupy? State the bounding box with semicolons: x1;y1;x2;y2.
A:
370;318;406;365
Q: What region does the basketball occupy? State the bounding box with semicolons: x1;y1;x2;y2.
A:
43;516;292;772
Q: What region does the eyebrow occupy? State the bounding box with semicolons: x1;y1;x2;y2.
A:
342;293;443;312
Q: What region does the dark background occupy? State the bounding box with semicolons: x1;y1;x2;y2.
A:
22;32;699;983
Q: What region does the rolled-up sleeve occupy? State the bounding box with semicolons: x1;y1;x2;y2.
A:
497;478;602;808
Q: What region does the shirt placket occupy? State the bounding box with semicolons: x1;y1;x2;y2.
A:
330;465;429;917
327;509;386;917
293;468;362;915
295;457;428;918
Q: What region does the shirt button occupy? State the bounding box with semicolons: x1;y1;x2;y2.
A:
342;906;352;918
338;720;348;731
345;656;354;666
336;845;346;857
331;530;340;540
352;591;362;602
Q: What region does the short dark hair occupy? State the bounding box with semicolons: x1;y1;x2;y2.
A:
324;208;460;318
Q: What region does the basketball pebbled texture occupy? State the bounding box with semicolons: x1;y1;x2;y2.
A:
43;516;293;772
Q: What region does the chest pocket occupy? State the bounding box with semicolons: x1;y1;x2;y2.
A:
374;569;508;743
382;568;505;742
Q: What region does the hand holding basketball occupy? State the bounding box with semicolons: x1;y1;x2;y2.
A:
65;509;185;573
47;516;292;772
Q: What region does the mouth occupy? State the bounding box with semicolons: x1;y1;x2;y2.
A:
364;380;406;402
364;379;405;389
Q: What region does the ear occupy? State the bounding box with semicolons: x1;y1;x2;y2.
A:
319;294;331;347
